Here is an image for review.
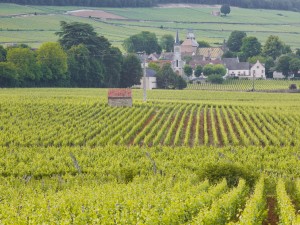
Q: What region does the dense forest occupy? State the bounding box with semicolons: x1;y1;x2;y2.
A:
1;0;300;11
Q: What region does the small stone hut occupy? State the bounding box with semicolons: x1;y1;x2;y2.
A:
108;89;132;107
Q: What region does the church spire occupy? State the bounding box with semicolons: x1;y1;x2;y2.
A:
175;30;180;45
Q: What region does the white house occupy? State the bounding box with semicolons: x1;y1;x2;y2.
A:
250;60;266;79
223;58;250;78
223;58;266;79
139;68;157;90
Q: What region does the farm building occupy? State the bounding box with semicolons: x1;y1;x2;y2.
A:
108;89;132;107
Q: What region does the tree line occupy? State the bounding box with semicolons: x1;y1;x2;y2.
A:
0;21;142;88
224;31;300;78
1;0;300;12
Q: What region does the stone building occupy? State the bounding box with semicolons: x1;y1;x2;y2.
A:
108;89;132;107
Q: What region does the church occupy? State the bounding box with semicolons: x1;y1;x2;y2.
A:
158;30;226;76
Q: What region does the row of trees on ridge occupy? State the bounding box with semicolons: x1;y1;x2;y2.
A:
1;0;300;12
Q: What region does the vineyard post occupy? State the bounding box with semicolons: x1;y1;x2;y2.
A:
137;51;147;102
252;70;255;91
143;51;147;102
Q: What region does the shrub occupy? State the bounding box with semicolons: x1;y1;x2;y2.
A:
289;84;297;89
197;162;258;188
207;74;224;84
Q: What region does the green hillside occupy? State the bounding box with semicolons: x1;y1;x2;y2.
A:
0;3;300;49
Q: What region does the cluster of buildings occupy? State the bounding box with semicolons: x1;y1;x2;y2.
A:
140;30;266;89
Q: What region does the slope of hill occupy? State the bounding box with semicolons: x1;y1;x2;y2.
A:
0;3;300;49
0;0;300;11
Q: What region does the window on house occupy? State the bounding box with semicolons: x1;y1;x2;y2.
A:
257;66;259;69
176;60;178;67
262;70;264;73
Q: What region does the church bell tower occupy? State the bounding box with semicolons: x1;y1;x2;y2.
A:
173;30;183;75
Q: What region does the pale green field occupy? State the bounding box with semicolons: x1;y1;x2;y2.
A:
1;3;300;49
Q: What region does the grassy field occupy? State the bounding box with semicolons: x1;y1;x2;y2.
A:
0;88;300;223
0;3;300;49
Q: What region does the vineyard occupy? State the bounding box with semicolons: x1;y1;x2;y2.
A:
1;100;300;148
187;79;300;91
0;88;300;224
1;4;300;49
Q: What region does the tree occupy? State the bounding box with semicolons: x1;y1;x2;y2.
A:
282;45;292;54
197;41;210;47
276;55;292;77
156;63;186;89
148;62;160;73
37;42;68;85
237;52;248;62
120;54;142;88
227;31;247;52
183;64;193;77
156;63;177;89
7;47;41;86
67;44;91;87
263;35;285;60
0;62;19;87
241;36;261;59
160;34;174;52
203;64;226;76
123;31;161;54
220;4;231;16
289;58;300;77
207;74;224;84
56;21;110;55
176;76;187;89
56;21;122;87
194;65;202;77
248;55;266;64
0;45;7;62
222;51;237;58
183;55;192;64
88;58;105;87
265;57;275;78
213;64;227;76
203;64;215;76
296;49;300;58
103;47;123;88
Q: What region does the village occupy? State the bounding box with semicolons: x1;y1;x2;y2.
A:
140;30;271;90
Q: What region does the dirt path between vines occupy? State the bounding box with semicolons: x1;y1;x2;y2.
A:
263;197;279;225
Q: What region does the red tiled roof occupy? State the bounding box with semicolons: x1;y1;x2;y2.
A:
108;89;132;98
